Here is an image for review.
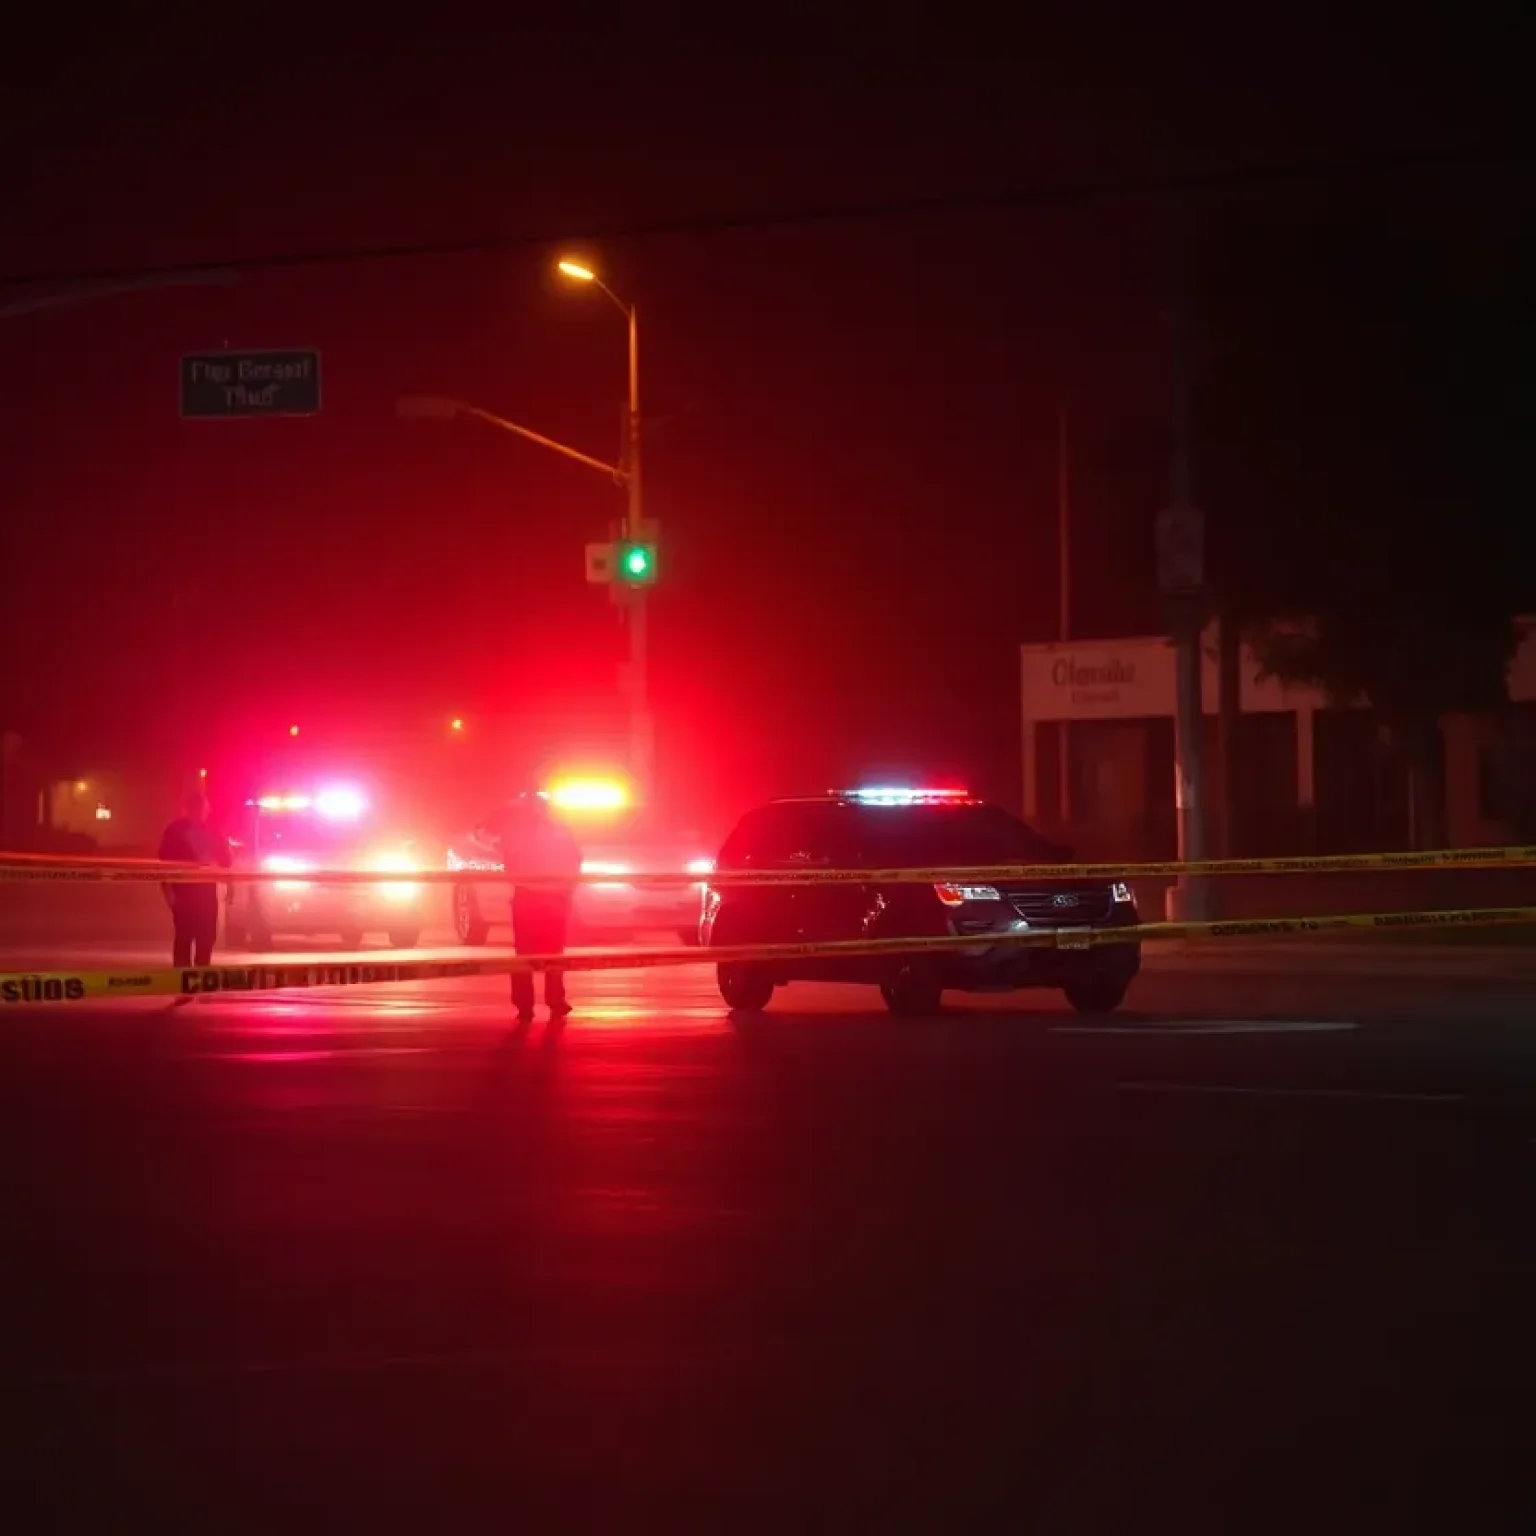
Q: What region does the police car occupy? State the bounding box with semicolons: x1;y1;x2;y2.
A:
447;776;713;946
226;784;427;951
700;785;1141;1015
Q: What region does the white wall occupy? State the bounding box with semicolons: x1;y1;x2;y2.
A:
1022;627;1319;725
1024;616;1536;725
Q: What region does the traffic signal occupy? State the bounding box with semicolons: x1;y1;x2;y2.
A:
616;542;657;585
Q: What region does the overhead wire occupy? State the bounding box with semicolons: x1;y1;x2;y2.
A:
0;141;1521;294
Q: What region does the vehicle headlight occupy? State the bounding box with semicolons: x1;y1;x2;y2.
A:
1112;881;1135;905
263;854;313;891
367;850;422;901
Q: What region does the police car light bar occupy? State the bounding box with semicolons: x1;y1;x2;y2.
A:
250;786;367;819
844;786;971;805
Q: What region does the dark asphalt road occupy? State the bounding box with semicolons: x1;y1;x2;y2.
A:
2;961;1533;1532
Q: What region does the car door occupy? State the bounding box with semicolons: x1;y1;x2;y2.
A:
796;805;877;978
470;804;514;928
715;804;808;948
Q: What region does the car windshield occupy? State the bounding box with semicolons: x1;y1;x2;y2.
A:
252;812;377;858
850;803;1061;867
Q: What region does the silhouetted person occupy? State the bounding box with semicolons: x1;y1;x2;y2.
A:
495;796;582;1026
159;790;231;967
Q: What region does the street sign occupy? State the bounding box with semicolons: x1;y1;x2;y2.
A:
180;349;321;419
585;543;616;584
1156;503;1204;594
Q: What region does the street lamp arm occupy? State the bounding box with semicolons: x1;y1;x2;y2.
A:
458;404;626;482
590;278;632;322
0;269;238;323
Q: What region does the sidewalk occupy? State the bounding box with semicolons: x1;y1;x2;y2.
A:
1146;938;1536;979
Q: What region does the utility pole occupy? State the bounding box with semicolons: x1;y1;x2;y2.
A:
1216;605;1242;859
553;259;655;800
1056;409;1072;836
1158;226;1209;921
404;256;658;801
622;298;655;800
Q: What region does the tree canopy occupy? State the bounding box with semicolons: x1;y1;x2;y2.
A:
1195;204;1533;720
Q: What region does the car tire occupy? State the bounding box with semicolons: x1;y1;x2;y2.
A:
1063;977;1129;1015
387;929;421;949
718;963;774;1013
454;884;490;946
880;962;944;1018
340;929;366;951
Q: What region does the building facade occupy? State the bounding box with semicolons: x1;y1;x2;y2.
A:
1022;620;1536;860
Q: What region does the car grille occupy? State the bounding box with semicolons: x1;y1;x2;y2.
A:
1005;887;1114;924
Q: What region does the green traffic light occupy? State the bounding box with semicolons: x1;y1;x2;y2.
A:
618;543;656;582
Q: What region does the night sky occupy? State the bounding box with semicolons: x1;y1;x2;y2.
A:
1;17;1525;831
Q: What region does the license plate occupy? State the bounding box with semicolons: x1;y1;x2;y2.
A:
1054;927;1092;951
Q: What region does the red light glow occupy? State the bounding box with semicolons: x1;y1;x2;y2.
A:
547;776;630;813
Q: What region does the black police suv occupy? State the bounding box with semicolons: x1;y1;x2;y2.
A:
699;787;1140;1015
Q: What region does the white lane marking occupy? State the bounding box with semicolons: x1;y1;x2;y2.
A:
1055;1020;1358;1035
1116;1081;1463;1103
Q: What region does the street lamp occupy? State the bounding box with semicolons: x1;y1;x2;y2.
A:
555;256;651;797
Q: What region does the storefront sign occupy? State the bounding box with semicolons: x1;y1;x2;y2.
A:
1051;655;1137;706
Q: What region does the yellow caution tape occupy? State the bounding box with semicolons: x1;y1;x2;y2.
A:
3;905;1533;1005
3;841;1536;886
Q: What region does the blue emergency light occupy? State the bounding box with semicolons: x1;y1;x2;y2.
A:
842;786;972;806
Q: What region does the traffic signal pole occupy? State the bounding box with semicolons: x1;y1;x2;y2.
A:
1165;236;1208;921
402;261;656;797
623;298;655;799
